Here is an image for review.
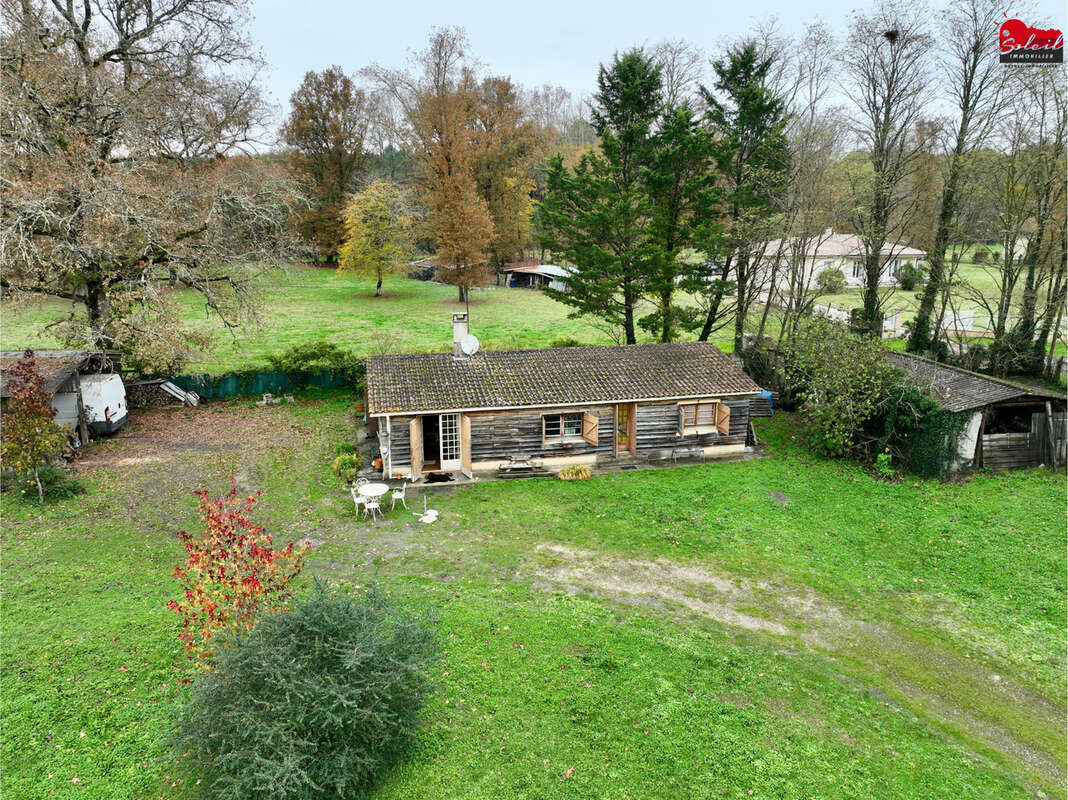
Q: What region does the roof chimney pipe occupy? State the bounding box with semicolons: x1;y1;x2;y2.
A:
452;312;469;359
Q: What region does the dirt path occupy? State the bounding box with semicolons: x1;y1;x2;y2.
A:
529;542;1067;798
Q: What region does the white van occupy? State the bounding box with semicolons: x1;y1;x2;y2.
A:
78;373;129;435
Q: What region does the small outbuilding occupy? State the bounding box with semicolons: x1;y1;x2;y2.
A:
498;264;574;292
889;352;1066;471
0;350;123;445
366;315;764;480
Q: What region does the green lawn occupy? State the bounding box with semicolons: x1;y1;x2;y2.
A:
2;394;1064;799
0;266;630;374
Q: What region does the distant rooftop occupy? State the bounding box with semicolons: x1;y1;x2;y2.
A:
764;230;926;260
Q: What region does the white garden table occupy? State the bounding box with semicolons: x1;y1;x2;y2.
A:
359;482;390;499
358;482;390;521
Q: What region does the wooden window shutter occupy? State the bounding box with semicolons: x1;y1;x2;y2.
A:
409;418;422;474
678;405;685;436
460;414;472;473
581;411;599;445
714;402;731;435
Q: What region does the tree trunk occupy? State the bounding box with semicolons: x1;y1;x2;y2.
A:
909;155;963;353
457;285;467;303
698;257;733;341
33;467;43;503
84;278;110;350
622;280;637;345
733;254;750;353
375;275;383;297
860;249;883;336
659;287;673;343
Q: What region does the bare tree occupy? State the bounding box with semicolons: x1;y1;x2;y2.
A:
906;0;1006;355
651;39;705;107
0;0;301;371
839;0;933;334
964;67;1066;376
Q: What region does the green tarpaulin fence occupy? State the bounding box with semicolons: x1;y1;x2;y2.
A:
169;369;355;400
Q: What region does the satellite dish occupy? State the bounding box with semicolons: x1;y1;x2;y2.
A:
460;333;480;356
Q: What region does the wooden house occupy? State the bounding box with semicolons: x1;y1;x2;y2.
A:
889;352;1066;471
366;315;764;480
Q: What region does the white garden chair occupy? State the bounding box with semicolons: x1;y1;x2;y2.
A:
349;486;368;518
391;481;408;511
364;495;382;521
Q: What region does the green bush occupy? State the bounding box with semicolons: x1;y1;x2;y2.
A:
815;268;847;295
11;465;85;503
972;247;990;264
875;451;895;480
171;582;437;800
332;452;362;479
266;341;364;388
896;262;925;291
782;317;897;456
335;442;357;456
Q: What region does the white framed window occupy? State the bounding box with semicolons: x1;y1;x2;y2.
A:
542;411;599;445
852;261;863;279
543;412;583;441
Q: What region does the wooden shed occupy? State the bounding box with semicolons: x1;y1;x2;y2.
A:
889;353;1066;471
0;350;118;446
366;327;764;480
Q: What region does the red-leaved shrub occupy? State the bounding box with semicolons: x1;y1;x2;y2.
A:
167;484;308;662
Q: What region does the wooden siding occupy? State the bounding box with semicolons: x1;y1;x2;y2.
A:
982;432;1038;470
636;399;749;450
469;406;615;461
980;409;1068;471
387;397;754;469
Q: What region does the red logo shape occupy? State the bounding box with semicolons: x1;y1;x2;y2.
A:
999;17;1064;56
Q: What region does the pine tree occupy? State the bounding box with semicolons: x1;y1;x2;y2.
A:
537;50;663;344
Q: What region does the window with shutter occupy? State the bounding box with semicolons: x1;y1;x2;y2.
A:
679;401;728;435
542;412;586;444
581;411;599;445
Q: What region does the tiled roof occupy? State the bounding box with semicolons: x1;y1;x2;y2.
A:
366;342;762;415
888;352;1063;412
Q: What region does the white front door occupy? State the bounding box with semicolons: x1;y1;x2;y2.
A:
439;413;462;470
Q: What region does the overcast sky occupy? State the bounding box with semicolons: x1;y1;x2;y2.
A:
249;0;1068;131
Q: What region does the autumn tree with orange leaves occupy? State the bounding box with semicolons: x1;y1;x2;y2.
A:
167;485;308;664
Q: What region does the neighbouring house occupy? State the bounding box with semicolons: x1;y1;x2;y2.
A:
365;314;765;480
0;350;124;445
889;352;1066;471
760;229;926;290
498;263;574;292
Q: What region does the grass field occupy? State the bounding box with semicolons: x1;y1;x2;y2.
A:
0;265;627;373
4;258;1063;373
2;393;1064;799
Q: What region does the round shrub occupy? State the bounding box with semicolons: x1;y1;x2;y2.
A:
815;268;847;295
332;452;362;477
896;262;925;291
171;582;437;800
